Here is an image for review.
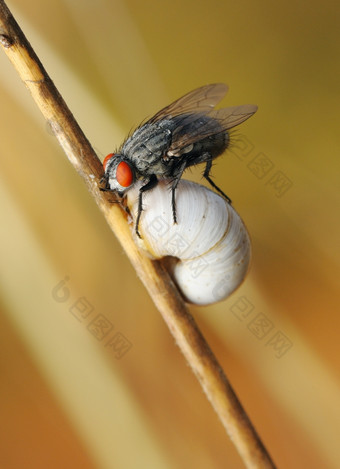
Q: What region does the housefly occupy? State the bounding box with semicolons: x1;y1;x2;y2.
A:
100;83;257;237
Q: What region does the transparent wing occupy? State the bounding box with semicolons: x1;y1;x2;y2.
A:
147;83;229;123
169;104;258;152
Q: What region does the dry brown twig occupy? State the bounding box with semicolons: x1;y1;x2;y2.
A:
0;2;276;468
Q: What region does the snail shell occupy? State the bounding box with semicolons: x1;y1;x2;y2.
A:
126;180;251;305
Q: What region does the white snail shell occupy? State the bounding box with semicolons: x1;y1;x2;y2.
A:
126;180;251;306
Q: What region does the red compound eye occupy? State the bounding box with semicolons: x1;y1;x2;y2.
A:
116;161;134;187
103;153;115;170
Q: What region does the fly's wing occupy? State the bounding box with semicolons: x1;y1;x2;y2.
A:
147;83;229;124
168;104;258;154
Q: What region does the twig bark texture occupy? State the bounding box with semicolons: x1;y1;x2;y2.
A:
0;2;276;468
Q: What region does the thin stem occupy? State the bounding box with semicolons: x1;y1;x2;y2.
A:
0;2;276;468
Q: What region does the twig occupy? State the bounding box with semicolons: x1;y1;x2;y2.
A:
0;2;276;468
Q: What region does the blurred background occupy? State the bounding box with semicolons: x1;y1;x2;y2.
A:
0;0;339;468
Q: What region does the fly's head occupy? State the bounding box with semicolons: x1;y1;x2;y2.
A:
100;152;136;195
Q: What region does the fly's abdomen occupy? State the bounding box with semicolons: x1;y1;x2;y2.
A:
177;127;229;169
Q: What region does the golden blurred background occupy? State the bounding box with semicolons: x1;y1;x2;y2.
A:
0;0;339;468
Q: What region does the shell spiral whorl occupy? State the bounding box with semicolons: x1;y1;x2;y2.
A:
126;179;251;305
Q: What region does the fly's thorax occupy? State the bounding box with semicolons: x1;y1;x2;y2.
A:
121;120;173;170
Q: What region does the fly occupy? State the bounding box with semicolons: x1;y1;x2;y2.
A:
100;83;257;237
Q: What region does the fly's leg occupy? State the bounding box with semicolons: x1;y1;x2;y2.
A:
99;176;124;205
171;161;187;224
99;174;111;191
136;175;158;238
203;157;232;204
